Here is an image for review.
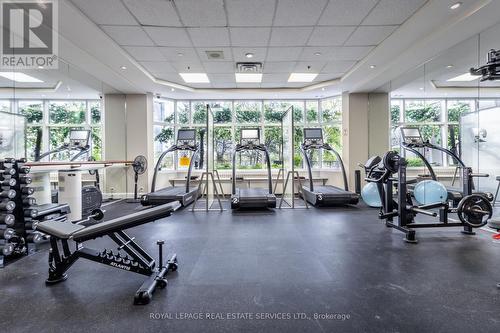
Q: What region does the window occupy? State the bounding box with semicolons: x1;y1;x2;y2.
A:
153;97;343;171
11;100;103;161
390;98;476;167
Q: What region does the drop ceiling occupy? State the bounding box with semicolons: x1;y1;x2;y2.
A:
69;0;428;89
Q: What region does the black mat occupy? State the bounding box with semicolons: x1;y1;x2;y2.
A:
1;204;500;332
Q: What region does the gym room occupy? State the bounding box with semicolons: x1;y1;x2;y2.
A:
1;0;500;332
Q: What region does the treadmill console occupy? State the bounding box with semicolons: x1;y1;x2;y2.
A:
69;129;91;148
176;129;197;149
400;127;424;146
303;128;324;146
240;128;260;147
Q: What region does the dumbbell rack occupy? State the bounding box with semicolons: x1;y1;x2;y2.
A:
0;158;43;267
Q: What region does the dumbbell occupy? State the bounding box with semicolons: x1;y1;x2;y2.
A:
0;226;16;240
24;208;38;218
0;167;16;176
18;176;32;185
21;187;34;195
0;158;15;164
0;242;14;256
0;178;16;187
1;213;15;226
25;220;38;230
0;189;16;199
26;231;44;244
18;166;30;174
22;197;36;206
0;201;15;211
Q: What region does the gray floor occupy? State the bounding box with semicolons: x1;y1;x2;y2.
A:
1;202;500;332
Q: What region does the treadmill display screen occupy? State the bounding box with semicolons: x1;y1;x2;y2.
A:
241;129;260;140
400;127;423;144
304;128;323;140
69;130;90;145
177;129;196;142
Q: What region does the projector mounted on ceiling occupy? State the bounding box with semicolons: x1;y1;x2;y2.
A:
236;62;263;73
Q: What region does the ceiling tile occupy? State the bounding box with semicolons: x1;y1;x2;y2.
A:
159;47;199;62
139;61;176;74
202;62;235;73
197;48;234;61
294;61;326;72
154;73;184;83
269;27;313;47
299;47;338;61
124;46;165;61
232;47;267;62
262;73;289;83
144;27;192;47
266;47;303;61
308;26;356;46
274;0;328;26
212;82;237;88
236;83;261;88
170;61;205;72
345;26;397;46
188;28;230;47
101;26;154;46
260;82;285;88
230;28;271;47
263;62;297;73
331;46;374;60
362;0;427;25
315;73;344;81
122;0;182;26
209;74;236;83
174;0;227;27
71;0;137;25
318;0;378;26
225;0;275;26
321;60;357;73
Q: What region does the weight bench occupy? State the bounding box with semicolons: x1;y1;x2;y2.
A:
36;202;181;305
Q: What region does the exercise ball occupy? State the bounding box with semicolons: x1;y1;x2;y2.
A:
414;180;448;205
361;182;382;207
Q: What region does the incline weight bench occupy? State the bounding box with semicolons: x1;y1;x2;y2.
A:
36;202;181;305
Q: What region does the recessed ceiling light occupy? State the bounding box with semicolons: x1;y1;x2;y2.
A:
450;2;462;10
369;65;376;69
179;72;210;83
288;73;318;82
419;87;424;90
321;87;325;91
314;52;322;56
245;53;254;59
235;73;262;83
177;53;184;57
67;86;71;92
37;65;44;69
171;88;175;92
0;72;43;83
447;73;479;82
446;65;454;68
120;66;127;70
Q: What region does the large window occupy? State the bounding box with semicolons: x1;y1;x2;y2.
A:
11;99;103;161
153;97;343;171
391;98;475;167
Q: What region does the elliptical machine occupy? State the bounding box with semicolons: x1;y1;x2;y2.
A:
366;151;493;243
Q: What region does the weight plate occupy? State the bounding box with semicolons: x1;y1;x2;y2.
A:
457;194;493;228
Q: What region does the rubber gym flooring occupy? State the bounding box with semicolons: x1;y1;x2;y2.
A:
1;201;500;333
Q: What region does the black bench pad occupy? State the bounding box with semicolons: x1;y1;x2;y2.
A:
37;202;180;242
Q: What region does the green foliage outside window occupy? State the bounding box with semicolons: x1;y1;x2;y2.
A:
236;101;261;123
19;102;43;124
49;102;86;124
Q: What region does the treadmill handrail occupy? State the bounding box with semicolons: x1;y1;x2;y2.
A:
36;144;90;162
151;144;199;192
300;143;349;192
231;144;273;195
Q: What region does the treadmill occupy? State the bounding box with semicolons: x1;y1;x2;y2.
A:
300;128;359;206
399;126;468;205
141;129;200;207
231;128;276;209
37;129;91;162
